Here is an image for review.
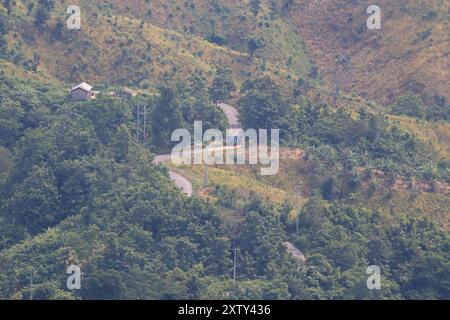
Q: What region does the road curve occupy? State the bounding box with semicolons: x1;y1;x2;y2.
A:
219;103;306;261
153;103;240;197
283;242;306;264
218;103;241;129
153;154;172;163
154;102;306;260
152;155;193;197
169;171;193;197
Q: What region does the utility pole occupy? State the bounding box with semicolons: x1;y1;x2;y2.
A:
293;182;303;233
232;245;239;282
136;105;140;143
204;163;208;187
332;69;339;108
296;193;300;233
143;105;147;143
0;236;9;250
27;268;34;301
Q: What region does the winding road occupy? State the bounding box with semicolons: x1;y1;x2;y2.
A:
152;154;193;197
153;102;305;261
218;102;241;129
153;102;241;197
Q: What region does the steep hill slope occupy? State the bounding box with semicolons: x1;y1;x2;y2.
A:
2;0;312;88
0;0;449;301
288;0;450;105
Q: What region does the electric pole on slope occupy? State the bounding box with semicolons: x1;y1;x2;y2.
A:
136;105;140;143
0;236;9;250
136;105;148;144
293;182;303;233
27;268;34;301
232;244;239;282
143;105;147;143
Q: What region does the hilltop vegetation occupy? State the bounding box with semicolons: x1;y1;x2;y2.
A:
1;0;449;105
0;1;449;300
288;0;450;106
0;0;312;89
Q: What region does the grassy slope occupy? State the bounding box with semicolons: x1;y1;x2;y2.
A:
165;149;449;229
6;0;311;88
288;0;450;105
0;0;448;300
389;115;450;160
96;0;313;77
4;0;449;224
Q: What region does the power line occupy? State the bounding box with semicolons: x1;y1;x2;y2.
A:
136;105;140;143
26;268;34;301
143;105;147;143
136;105;149;144
293;182;303;233
232;245;239;282
204;164;208;187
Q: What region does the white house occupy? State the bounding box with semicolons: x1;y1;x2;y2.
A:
70;82;95;101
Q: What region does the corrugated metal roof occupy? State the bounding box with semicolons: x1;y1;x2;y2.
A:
71;82;92;92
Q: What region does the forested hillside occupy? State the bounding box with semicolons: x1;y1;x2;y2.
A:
0;0;448;300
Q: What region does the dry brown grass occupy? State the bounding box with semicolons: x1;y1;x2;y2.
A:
289;0;450;105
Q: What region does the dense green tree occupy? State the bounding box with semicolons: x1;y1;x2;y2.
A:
391;95;425;118
34;0;54;26
426;103;450;121
246;36;265;59
3;165;60;236
249;0;261;17
75;97;129;144
281;0;296;16
208;69;236;104
0;99;24;147
0;7;9;55
320;176;338;200
54;160;92;217
151;86;184;150
0;7;9;34
238;76;287;129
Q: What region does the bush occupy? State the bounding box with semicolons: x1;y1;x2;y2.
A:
207;33;227;46
391;95;425;118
